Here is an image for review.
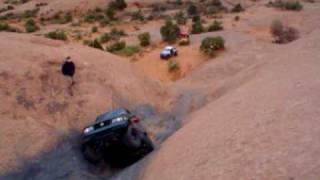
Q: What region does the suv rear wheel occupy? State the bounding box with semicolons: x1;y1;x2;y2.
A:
142;133;154;151
122;126;143;149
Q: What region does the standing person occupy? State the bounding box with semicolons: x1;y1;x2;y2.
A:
61;56;76;96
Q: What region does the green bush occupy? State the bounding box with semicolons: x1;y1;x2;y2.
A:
100;33;111;43
205;5;220;14
231;3;245;13
271;20;299;44
175;0;183;5
22;8;39;18
271;20;283;37
106;41;126;52
45;30;67;41
138;32;151;47
91;26;98;33
24;19;39;33
88;39;104;50
210;0;222;7
284;1;303;10
85;9;105;23
160;18;180;43
61;12;73;24
99;17;110;27
175;11;187;25
187;4;198;16
192;15;201;22
168;60;180;72
105;6;115;20
131;10;144;21
208;20;223;32
268;0;303;11
0;22;18;32
191;20;204;34
200;36;225;56
108;0;127;11
109;28;126;41
116;45;140;56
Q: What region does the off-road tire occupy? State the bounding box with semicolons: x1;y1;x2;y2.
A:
81;142;102;164
122;126;143;149
141;133;154;152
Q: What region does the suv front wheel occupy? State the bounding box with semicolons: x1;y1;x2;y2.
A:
81;142;103;164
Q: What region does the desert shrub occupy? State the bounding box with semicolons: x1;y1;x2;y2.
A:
75;32;82;40
192;15;201;22
168;60;180;72
110;28;126;36
7;5;14;10
108;0;127;11
24;19;39;33
84;9;104;23
271;20;299;44
131;10;144;21
210;0;222;7
284;1;303;10
45;30;67;41
187;4;198;16
160;18;180;43
138;32;151;47
61;12;73;24
174;11;187;25
99;17;110;27
200;36;225;56
105;6;115;20
0;5;14;13
106;41;126;52
175;0;183;5
109;28;126;41
208;20;223;31
234;15;240;21
100;33;111;43
35;2;48;7
191;20;204;34
0;22;18;32
231;3;245;13
205;0;227;14
205;5;220;14
267;0;303;11
22;8;39;18
83;39;91;45
88;39;104;50
271;20;283;37
91;26;98;33
115;45;140;56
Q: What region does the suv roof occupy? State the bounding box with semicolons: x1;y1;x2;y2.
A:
95;108;131;122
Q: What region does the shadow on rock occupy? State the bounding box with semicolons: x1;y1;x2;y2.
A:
0;130;114;180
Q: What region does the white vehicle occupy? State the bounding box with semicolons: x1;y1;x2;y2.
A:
160;46;178;60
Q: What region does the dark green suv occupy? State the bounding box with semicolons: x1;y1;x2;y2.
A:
81;108;154;166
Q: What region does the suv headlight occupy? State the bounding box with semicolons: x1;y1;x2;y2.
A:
112;116;127;123
83;126;94;134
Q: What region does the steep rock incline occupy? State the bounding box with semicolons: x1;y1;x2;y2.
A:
0;33;165;173
141;27;320;180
